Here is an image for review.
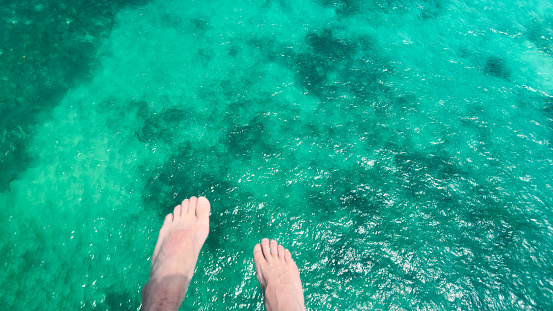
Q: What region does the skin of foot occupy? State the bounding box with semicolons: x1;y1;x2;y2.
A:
253;238;306;311
141;196;210;311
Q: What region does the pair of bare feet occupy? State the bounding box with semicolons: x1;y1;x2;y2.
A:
141;196;305;311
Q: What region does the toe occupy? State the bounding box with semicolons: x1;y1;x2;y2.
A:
270;240;278;258
277;245;285;260
196;197;211;224
253;243;266;288
253;243;264;262
261;238;271;260
187;197;198;216
163;213;173;226
173;204;182;218
284;249;293;263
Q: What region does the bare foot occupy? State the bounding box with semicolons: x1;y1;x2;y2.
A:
253;239;305;311
141;196;210;311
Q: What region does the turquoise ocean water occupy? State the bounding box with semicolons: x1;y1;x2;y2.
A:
2;0;553;309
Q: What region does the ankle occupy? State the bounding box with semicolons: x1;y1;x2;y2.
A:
263;285;305;311
141;274;190;311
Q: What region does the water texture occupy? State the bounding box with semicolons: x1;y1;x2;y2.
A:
1;0;553;310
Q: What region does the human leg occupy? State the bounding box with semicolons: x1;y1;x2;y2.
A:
141;196;210;311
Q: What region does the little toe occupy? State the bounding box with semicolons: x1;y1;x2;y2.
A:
163;213;173;226
284;248;293;263
270;240;278;258
196;197;211;224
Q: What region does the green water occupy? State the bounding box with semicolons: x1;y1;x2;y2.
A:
2;0;553;309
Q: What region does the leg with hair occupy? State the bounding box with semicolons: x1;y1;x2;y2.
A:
141;196;211;311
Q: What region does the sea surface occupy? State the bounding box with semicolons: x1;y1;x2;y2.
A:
1;0;553;310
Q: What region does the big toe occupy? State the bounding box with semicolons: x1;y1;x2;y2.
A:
253;243;267;286
253;243;265;263
196;196;211;224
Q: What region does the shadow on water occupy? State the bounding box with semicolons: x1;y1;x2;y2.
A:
484;56;511;80
299;29;388;101
0;0;149;191
225;113;275;158
247;27;390;104
103;290;133;310
394;152;462;198
526;17;553;56
318;0;362;16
